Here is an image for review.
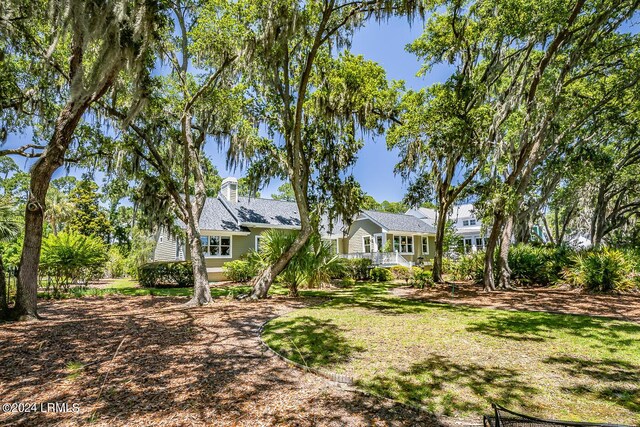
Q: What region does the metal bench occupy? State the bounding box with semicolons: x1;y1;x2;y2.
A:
483;403;632;427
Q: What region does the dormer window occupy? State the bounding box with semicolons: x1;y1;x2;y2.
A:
462;220;469;226
469;219;477;226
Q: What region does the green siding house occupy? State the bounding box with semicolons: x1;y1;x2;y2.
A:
153;177;436;281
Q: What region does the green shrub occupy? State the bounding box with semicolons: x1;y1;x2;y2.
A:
564;248;632;292
346;258;373;280
223;259;259;282
339;277;355;287
370;267;393;282
452;251;485;283
442;257;455;275
327;257;349;280
411;267;434;289
39;231;108;296
138;261;193;288
105;247;126;279
508;244;574;285
389;265;412;283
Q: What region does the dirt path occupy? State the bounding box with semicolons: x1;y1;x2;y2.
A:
0;296;442;427
391;283;640;323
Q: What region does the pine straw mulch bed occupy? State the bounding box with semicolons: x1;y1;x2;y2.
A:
0;295;446;427
390;282;640;323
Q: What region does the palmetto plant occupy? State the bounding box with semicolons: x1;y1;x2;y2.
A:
0;199;21;317
255;230;340;297
40;231;108;297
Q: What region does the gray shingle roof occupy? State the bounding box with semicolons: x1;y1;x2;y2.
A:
187;195;432;236
364;210;436;234
228;196;301;227
197;198;248;232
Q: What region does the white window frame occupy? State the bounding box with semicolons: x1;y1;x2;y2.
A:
201;235;233;258
469;219;477;226
255;235;263;251
422;236;429;255
393;235;414;255
462;219;470;226
362;235;372;253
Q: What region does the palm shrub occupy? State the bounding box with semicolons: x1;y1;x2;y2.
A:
564;248;633;292
256;230;339;296
40;231;108;296
508;244;574;285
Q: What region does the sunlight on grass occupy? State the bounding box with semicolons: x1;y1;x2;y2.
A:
263;282;640;424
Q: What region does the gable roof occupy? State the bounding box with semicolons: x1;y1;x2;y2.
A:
363;210;436;234
225;196;301;228
197;198;249;232
406;207;437;226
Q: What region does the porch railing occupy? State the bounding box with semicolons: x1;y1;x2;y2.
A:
339;252;412;267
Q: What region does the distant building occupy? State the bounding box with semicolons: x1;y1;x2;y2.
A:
406;203;489;253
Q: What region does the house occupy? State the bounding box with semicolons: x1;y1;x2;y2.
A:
154;177;436;281
406;203;488;253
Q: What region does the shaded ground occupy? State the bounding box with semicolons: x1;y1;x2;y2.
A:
391;282;640;323
264;283;640;424
0;295;441;427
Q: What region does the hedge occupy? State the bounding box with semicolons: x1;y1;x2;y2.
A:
138;261;193;288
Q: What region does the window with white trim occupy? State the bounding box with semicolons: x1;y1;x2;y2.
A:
422;237;429;254
362;236;372;253
393;236;413;254
255;235;263;251
469;219;477;226
462;220;470;226
200;235;232;257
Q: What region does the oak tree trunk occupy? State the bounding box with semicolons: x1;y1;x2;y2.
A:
431;202;450;284
13;105;85;320
483;211;504;292
497;215;514;289
184;213;212;307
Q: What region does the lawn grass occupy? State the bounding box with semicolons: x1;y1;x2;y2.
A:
262;282;640;424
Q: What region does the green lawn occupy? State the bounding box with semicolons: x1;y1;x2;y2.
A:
262;283;640;424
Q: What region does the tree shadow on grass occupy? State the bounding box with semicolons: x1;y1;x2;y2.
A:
314;282;480;318
465;309;640;346
544;355;640;415
361;354;539;416
263;316;364;368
